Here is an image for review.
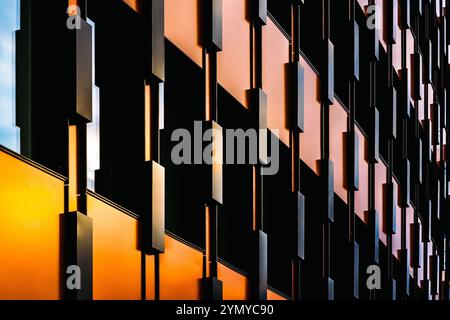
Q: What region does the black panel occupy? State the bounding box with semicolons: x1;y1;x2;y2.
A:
90;0;146;214
383;182;397;234
218;86;253;274
161;40;205;249
265;133;293;297
60;212;93;300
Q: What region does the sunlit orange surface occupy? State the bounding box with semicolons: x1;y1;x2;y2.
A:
159;236;203;300
0;150;64;299
165;0;202;66
263;18;290;147
218;263;249;300
88;194;141;300
267;289;287;301
123;0;142;13
217;0;251;109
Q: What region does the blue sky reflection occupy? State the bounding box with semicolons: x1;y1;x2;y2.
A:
0;0;20;152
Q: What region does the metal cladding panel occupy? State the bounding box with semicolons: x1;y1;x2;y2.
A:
152;161;166;253
383;182;397;235
353;242;360;299
288;62;305;132
61;212;93;300
352;21;360;81
344;131;360;191
411;53;423;101
297;192;305;260
410;223;421;268
325;40;335;104
75;18;93;123
143;161;166;254
147;0;165;82
384;0;397;44
253;0;267;25
203;120;223;204
202;277;223;300
205;0;223;52
251;230;268;300
319;159;335;222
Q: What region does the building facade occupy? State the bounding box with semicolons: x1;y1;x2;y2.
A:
0;0;449;300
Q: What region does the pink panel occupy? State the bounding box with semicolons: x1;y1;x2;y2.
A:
164;0;202;66
330;100;348;203
393;23;402;74
263;19;290;147
217;0;251;109
299;58;321;175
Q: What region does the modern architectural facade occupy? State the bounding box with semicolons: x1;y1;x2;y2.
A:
0;0;449;300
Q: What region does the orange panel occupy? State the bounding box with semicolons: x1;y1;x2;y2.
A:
355;128;369;223
263;19;290;147
217;0;251;109
218;263;249;300
165;0;203;66
68;125;77;212
123;0;143;13
159;236;203;300
299;58;321;175
0;150;64;300
68;0;78;9
146;255;156;300
330;100;348;203
267;289;287;301
88;194;141;300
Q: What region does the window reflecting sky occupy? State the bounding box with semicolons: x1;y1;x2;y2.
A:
0;0;20;152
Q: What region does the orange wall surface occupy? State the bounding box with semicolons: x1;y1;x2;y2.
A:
218;263;249;300
88;194;142;300
0;150;64;300
123;0;142;13
165;0;203;66
267;289;287;301
263;19;290;147
159;236;203;300
217;0;251;109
